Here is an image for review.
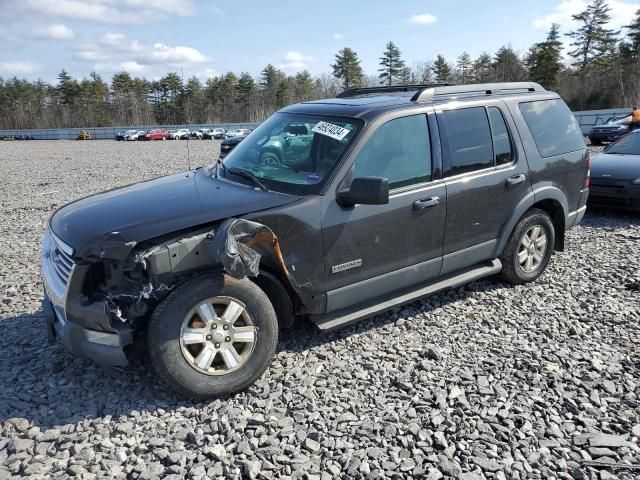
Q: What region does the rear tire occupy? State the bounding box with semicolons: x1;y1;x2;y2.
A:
590;137;602;146
499;208;555;285
147;274;278;398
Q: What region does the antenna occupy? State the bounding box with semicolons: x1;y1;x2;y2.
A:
181;67;191;170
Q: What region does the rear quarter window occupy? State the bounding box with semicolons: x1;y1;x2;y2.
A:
519;99;585;158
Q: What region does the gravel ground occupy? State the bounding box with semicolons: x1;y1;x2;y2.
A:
0;140;639;480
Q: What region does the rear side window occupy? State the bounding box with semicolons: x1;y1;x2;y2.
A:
444;107;493;176
354;114;431;189
519;99;585;157
487;107;514;166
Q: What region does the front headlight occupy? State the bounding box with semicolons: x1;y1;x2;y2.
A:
632;177;640;185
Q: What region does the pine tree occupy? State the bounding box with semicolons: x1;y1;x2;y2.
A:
378;41;406;85
528;23;564;89
623;8;640;57
566;0;619;70
56;69;80;105
331;47;364;89
260;64;283;90
492;45;528;82
473;53;493;82
456;52;473;84
294;70;314;101
432;55;452;83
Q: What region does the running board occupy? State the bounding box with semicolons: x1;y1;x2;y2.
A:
312;259;502;331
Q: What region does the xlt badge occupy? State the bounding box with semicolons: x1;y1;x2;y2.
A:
331;259;363;274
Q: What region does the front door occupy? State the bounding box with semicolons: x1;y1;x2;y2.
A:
321;113;446;312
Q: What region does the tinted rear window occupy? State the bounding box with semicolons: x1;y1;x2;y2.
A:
443;107;494;176
519;99;585;157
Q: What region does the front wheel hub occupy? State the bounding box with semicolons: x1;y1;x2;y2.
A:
179;297;257;376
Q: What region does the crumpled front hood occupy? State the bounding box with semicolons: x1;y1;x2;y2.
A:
591;153;640;181
50;169;299;260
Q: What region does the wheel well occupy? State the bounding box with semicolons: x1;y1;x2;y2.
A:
531;199;565;251
252;268;296;328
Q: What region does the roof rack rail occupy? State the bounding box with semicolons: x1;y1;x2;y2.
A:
412;82;546;103
337;83;452;98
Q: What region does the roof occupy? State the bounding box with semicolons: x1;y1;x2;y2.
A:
281;82;551;120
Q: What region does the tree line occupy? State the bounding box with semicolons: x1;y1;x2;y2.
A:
0;0;638;130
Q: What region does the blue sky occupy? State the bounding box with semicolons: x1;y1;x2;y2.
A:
0;0;637;83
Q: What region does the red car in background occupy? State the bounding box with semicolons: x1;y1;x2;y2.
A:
142;129;170;140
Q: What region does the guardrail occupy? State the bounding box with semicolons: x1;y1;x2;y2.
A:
0;123;260;140
0;107;634;139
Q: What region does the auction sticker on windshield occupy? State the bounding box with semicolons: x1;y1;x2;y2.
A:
312;122;351;141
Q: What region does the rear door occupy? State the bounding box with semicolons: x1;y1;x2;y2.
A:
437;100;532;274
321;111;446;312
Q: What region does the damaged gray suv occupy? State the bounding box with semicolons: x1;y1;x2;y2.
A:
42;82;590;397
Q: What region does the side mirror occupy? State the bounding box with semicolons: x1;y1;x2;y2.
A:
338;176;389;207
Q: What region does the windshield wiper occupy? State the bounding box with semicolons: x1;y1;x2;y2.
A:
227;167;268;191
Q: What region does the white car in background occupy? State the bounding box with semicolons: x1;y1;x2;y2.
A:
125;130;146;141
224;128;252;139
170;129;191;140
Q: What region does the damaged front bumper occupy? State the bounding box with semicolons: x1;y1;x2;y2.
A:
42;229;132;368
43;297;130;368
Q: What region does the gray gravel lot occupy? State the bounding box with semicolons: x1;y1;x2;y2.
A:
0;140;639;479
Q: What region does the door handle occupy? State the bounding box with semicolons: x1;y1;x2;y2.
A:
506;174;526;187
413;196;440;210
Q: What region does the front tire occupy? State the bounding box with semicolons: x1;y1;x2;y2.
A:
499;208;555;285
147;274;278;398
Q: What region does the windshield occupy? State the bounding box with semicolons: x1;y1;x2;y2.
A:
220;112;362;195
605;133;640;155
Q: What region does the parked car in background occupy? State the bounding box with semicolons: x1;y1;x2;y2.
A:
588;130;640;210
589;116;631;145
190;129;205;140
211;128;226;139
219;132;249;158
258;123;314;165
125;130;146;141
117;130;137;141
224;128;252;139
143;129;170;141
14;134;34;140
170;129;191;140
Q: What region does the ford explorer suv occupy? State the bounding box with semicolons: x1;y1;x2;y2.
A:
41;82;589;398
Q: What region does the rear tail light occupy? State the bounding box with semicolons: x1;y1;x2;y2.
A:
585;156;591;188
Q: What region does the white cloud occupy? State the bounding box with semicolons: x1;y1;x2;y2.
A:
408;14;438;25
34;24;75;40
279;51;314;72
120;61;145;73
139;43;208;65
74;33;208;68
18;0;195;24
0;61;40;75
333;33;343;40
533;0;637;29
201;68;220;79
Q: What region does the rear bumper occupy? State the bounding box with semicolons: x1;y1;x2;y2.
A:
568;187;589;227
44;296;130;368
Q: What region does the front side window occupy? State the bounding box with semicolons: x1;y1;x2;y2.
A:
444;107;493;176
353;114;431;190
519;99;585;157
487;107;514;165
222;113;361;195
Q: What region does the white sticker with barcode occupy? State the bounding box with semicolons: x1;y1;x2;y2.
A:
312;121;350;141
